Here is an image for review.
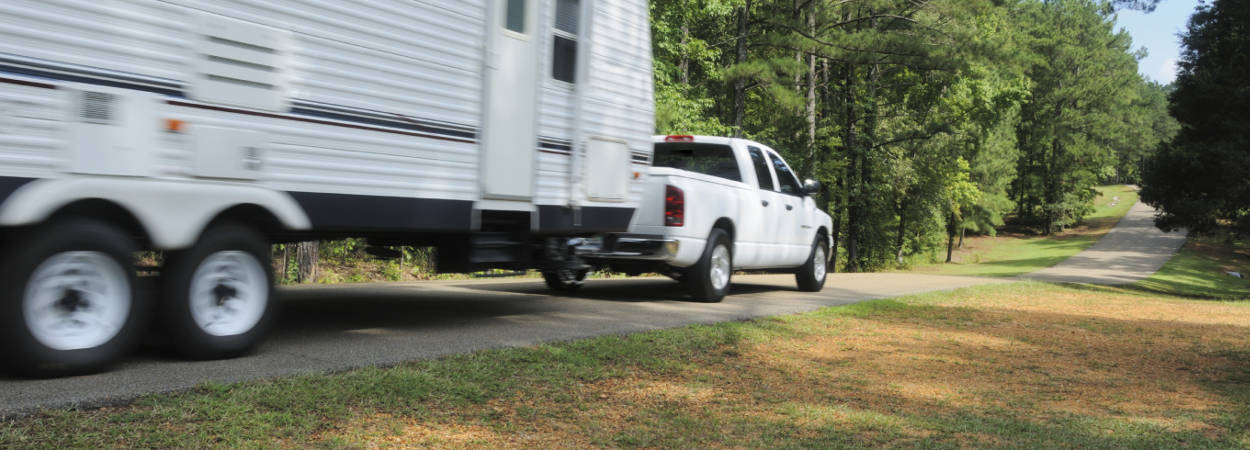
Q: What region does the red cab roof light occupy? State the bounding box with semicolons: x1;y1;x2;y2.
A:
664;135;695;143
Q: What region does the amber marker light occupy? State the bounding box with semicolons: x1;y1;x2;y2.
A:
165;118;185;133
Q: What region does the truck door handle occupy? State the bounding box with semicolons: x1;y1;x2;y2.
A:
761;200;769;207
785;204;794;211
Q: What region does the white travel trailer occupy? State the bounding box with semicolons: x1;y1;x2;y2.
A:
0;0;654;375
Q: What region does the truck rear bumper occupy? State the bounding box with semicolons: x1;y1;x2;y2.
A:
579;235;680;261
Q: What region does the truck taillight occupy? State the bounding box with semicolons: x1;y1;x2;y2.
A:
664;185;684;227
664;135;694;142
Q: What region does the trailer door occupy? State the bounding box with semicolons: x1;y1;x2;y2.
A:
481;0;540;201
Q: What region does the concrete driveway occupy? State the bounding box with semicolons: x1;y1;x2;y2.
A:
1021;201;1187;285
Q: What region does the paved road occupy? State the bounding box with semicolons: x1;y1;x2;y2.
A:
0;201;1188;416
0;273;1003;416
1021;201;1187;285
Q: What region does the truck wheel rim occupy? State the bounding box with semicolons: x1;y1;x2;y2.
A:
23;251;131;351
557;269;584;286
813;246;827;281
189;251;267;337
710;244;731;291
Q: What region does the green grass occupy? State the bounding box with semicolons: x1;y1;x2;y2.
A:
2;282;1247;448
909;185;1139;277
1127;233;1250;299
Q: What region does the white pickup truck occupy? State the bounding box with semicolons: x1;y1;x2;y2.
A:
551;135;834;302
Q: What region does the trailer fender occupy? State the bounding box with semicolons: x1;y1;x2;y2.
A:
0;178;311;249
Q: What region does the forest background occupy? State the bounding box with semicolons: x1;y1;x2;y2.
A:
280;0;1187;282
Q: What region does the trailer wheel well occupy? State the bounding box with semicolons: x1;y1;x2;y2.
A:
208;204;285;240
46;199;149;244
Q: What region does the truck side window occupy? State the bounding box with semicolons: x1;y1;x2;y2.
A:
653;143;742;182
747;146;775;191
768;152;802;196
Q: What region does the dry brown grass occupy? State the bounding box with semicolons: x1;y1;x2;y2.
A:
316;284;1249;447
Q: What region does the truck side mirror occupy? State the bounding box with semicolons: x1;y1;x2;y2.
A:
802;179;822;196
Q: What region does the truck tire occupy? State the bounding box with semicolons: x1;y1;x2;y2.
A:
795;235;828;292
0;219;149;377
158;223;274;359
688;228;732;302
543;269;587;292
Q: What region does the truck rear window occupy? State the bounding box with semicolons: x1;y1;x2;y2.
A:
652;143;742;182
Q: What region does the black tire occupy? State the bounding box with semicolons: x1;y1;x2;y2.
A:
543;269;588;292
796;235;829;292
0;219;149;377
687;228;732;302
159;222;274;360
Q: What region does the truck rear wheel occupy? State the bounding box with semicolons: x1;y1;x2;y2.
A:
159;223;274;359
688;228;732;302
0;219;149;377
795;236;828;292
543;269;587;292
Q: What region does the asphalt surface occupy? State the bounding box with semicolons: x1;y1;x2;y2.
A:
0;273;1003;416
0;201;1187;416
1021;201;1187;285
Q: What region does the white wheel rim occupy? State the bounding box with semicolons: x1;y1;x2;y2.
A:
557;269;584;286
709;244;731;291
189;251;267;337
23;251;131;351
813;246;827;281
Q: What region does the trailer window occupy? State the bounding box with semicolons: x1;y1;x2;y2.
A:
505;0;527;33
653;143;742;182
552;0;578;83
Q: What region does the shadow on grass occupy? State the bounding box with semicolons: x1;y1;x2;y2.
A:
938;256;1075;277
1053;281;1250;301
695;298;1250;447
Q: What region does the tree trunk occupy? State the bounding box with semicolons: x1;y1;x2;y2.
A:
842;60;860;273
296;241;318;283
946;231;955;263
805;3;817;173
895;198;907;265
958;226;965;249
732;1;750;137
828;182;841;274
946;214;957;263
679;24;690;85
279;244;289;282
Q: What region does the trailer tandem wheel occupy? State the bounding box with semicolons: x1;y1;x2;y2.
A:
0;219;149;377
159;222;274;360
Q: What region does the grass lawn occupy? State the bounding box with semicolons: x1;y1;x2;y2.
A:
906;185;1140;277
3;282;1247;448
1091;232;1250;300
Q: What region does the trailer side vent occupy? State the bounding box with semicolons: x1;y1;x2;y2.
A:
80;91;115;124
189;13;291;111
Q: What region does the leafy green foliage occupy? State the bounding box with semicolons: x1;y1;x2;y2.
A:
1141;0;1250;235
1010;0;1143;234
650;0;1172;270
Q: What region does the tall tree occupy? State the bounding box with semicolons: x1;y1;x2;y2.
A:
1011;0;1139;234
1141;0;1250;234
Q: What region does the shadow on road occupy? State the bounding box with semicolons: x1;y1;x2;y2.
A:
463;277;787;302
